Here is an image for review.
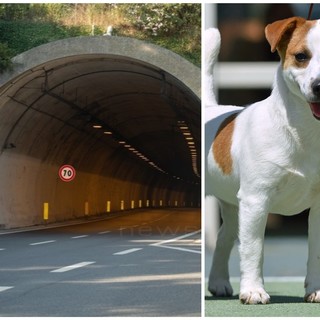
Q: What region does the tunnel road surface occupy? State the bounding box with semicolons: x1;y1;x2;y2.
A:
0;208;201;317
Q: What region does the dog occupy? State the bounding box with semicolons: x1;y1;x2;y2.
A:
206;16;320;304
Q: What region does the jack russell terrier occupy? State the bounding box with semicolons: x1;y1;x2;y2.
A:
206;17;320;304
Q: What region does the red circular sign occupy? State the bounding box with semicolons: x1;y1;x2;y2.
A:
59;165;76;182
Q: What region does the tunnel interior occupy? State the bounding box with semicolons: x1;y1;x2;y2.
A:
0;37;200;229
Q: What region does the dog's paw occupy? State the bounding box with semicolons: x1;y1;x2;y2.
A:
240;288;270;304
305;290;320;303
209;279;233;297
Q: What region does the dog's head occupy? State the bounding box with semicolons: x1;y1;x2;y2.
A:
266;17;320;119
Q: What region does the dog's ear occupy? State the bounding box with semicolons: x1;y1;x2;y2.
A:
265;17;306;53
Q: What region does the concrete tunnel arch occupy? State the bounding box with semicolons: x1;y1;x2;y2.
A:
0;35;201;229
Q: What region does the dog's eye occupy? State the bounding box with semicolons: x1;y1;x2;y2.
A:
295;53;309;62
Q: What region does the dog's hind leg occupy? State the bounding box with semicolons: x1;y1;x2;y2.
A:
208;200;238;297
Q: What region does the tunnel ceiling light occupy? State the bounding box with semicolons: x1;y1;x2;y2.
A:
42;86;178;182
177;120;199;180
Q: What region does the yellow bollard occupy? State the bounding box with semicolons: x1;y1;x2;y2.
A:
85;201;89;216
107;201;111;213
43;203;49;220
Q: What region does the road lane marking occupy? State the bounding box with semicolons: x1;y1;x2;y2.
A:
113;248;142;255
151;230;201;254
30;240;56;246
71;235;88;239
51;261;95;273
153;244;201;254
0;286;13;293
0;248;5;251
98;231;111;234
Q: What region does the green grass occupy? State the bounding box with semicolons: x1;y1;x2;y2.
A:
205;281;320;317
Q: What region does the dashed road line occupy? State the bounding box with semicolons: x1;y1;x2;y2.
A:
98;231;111;234
113;248;143;255
51;261;95;273
0;286;13;293
30;240;56;246
71;235;88;239
0;248;5;251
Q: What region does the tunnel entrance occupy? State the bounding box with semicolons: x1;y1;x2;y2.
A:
0;36;200;229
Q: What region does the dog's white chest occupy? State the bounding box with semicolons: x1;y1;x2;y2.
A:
270;163;320;215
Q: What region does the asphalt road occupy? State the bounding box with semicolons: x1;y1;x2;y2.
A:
0;208;201;317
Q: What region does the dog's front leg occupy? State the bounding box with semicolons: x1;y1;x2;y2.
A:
238;198;270;304
305;206;320;302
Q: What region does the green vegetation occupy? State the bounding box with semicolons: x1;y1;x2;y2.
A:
0;3;200;72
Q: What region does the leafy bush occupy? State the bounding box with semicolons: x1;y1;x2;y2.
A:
119;3;200;37
0;21;90;56
0;42;12;72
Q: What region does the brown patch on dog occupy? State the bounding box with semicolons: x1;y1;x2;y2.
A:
265;17;316;69
213;113;238;175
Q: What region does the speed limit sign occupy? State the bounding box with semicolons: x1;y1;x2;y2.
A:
59;165;76;182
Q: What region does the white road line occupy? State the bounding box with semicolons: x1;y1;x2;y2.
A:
150;230;201;254
71;235;88;239
51;261;95;273
0;248;5;251
30;240;56;246
98;231;111;234
153;244;201;254
113;248;143;255
0;286;13;293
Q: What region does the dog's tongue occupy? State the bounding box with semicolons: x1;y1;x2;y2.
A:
310;102;320;119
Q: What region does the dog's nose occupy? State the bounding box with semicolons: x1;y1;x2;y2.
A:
312;80;320;96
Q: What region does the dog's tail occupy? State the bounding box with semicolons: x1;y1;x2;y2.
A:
204;28;221;107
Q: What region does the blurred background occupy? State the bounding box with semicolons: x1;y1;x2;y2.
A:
205;3;315;280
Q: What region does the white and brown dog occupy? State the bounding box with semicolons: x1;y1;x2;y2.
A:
206;17;320;304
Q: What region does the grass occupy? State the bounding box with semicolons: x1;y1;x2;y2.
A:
205;281;320;317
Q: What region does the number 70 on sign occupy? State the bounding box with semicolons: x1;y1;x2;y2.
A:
59;165;76;182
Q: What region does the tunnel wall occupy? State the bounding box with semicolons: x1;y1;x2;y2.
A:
0;152;199;228
0;36;200;229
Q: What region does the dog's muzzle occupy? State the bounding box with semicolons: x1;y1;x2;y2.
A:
309;102;320;120
309;81;320;120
